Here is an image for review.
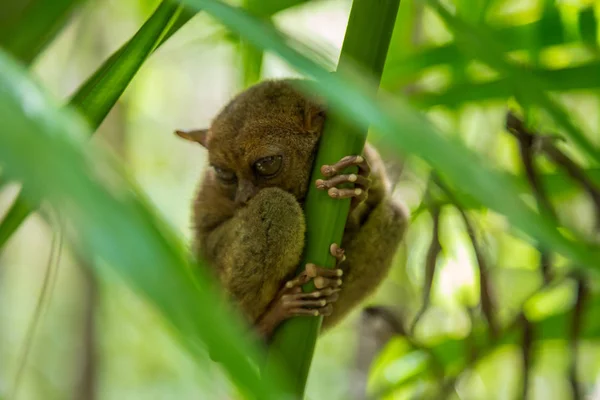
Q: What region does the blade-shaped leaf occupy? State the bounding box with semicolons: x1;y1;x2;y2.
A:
413;62;600;107
428;0;600;165
0;48;286;399
0;1;196;250
383;10;572;86
179;0;600;271
579;6;598;48
0;0;87;65
70;1;192;127
246;0;310;17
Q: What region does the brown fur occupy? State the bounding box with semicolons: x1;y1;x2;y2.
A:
189;79;408;331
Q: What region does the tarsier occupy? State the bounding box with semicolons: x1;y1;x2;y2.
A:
176;79;408;339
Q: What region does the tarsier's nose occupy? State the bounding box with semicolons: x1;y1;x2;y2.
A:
235;179;258;205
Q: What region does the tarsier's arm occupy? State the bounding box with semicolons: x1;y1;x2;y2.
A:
196;187;306;324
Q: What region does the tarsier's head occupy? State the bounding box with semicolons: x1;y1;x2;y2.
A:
176;79;326;205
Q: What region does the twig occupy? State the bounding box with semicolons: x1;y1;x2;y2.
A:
434;175;498;339
506;111;557;283
569;276;586;400
506;111;600;231
410;188;442;334
520;313;534;400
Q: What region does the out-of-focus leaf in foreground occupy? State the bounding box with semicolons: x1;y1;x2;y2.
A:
0;0;86;65
0;49;284;399
0;1;196;250
181;0;600;271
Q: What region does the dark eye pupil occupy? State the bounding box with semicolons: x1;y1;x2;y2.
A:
255;155;282;177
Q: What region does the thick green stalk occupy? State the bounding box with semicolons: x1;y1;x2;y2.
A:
262;0;400;396
0;2;195;250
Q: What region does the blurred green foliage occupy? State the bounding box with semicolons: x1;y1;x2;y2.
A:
1;0;600;399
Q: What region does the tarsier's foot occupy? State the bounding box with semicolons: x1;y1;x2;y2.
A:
315;155;371;209
256;243;346;339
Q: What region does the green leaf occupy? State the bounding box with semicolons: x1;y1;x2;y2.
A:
428;0;600;165
413;62;600;107
262;0;401;396
246;0;310;17
181;0;600;271
0;0;86;65
0;48;286;399
579;7;598;48
70;1;192;128
0;195;35;248
0;1;196;250
382;11;572;86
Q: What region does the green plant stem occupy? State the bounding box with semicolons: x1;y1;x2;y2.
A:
262;0;400;397
0;1;195;251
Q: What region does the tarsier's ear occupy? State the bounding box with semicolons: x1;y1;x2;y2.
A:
174;129;209;147
304;103;327;134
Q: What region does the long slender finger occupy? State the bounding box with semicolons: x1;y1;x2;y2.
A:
291;308;322;317
315;174;370;190
286;298;329;308
291;304;334;317
314;276;343;289
296;288;341;299
284;271;311;289
328;187;365;200
330;243;346;263
305;263;343;278
321;155;370;178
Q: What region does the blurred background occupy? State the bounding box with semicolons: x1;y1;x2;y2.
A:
1;0;600;399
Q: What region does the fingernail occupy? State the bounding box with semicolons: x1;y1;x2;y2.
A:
315;179;325;189
337;279;343;286
320;300;326;306
313;310;319;316
337;269;343;277
355;188;362;195
328;188;339;198
348;174;357;182
313;291;321;297
356;155;364;163
286;281;293;288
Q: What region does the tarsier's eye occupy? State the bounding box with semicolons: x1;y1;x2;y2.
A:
254;155;283;178
213;166;236;183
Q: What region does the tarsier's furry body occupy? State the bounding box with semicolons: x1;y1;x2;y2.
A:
177;79;408;338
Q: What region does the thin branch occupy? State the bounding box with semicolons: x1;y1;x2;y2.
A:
569;277;586;400
506;111;558;283
520;313;534;400
434;175;498;339
410;196;442;334
506;111;600;230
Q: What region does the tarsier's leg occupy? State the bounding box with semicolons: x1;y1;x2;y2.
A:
256;244;345;339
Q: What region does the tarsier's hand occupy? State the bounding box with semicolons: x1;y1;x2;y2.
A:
315;154;371;210
256;243;346;339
